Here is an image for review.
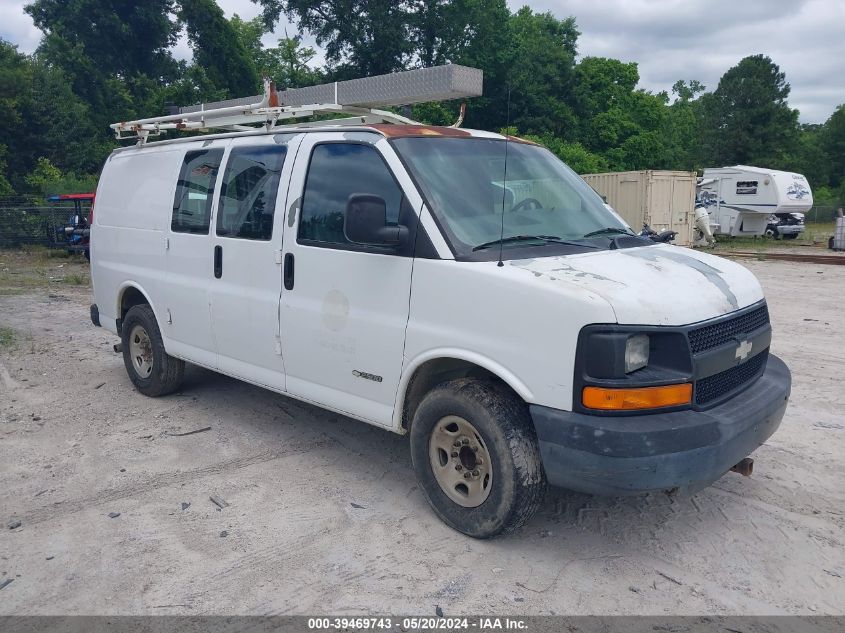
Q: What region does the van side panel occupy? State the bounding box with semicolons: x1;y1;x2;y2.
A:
92;148;184;334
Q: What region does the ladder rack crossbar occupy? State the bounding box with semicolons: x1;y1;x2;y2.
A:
110;103;417;141
109;64;482;143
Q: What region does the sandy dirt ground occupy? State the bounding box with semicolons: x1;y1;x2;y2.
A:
0;254;843;616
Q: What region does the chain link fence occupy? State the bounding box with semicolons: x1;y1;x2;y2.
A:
805;205;844;225
0;197;92;250
0;198;841;251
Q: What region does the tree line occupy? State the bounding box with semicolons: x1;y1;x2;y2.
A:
1;0;843;211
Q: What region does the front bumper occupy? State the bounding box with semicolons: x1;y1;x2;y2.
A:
530;354;791;496
777;225;804;235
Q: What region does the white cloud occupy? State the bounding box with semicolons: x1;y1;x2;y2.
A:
3;0;841;122
521;0;845;123
0;2;41;54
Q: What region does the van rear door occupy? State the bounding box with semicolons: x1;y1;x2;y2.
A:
208;133;303;390
164;139;230;368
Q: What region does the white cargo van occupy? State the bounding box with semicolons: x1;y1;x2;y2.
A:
90;69;790;538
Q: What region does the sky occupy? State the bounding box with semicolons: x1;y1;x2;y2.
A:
2;0;842;123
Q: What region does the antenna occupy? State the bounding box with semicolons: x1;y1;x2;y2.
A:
497;89;512;268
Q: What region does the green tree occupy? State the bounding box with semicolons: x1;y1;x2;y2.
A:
180;0;260;96
0;146;13;197
257;0;412;78
521;133;607;174
409;0;471;67
0;40;31;193
792;124;831;191
0;39;108;192
23;62;112;175
501;8;579;138
662;80;706;169
572;57;639;122
572;57;640;156
822;105;845;188
698;54;799;168
230;15;322;88
438;4;580;134
25;0;179;127
446;0;512;130
570;57;670;170
25;0;179;79
24;157;98;199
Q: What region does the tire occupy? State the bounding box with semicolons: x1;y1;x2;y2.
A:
409;379;546;538
121;304;184;397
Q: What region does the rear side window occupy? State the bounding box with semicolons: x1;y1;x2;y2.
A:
298;143;402;245
216;145;288;240
172;149;224;234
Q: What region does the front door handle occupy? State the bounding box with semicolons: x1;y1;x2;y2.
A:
214;245;222;279
283;252;294;290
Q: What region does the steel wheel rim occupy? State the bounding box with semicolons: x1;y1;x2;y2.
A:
428;415;493;508
128;325;153;379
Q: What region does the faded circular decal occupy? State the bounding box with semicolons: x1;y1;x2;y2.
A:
321;289;350;331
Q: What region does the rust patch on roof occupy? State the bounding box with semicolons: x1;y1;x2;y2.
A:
367;124;538;145
505;134;539;146
366;124;472;138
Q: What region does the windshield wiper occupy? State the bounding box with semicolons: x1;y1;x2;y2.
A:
472;235;599;252
582;227;636;238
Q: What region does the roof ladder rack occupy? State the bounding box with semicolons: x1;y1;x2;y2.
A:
110;64;483;143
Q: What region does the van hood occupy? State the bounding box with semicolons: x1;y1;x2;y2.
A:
509;244;764;326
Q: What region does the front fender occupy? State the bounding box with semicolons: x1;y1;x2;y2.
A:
392;347;536;430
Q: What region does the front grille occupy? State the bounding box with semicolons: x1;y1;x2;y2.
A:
695;350;768;405
688;304;770;354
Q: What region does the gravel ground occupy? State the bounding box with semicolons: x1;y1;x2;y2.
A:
0;254;843;616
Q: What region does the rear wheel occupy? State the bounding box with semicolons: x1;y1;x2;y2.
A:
121;304;184;397
409;379;546;538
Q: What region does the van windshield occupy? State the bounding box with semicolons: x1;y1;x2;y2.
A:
391;137;632;258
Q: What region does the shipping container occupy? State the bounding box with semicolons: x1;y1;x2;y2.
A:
581;170;697;245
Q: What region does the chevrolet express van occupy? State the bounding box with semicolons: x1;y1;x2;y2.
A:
90;123;791;538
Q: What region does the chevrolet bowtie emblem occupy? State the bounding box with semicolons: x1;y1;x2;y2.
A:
736;339;753;362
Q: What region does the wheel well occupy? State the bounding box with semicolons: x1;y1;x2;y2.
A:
117;286;150;334
401;358;521;431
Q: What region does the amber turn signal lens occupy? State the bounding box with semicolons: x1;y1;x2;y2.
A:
582;383;693;410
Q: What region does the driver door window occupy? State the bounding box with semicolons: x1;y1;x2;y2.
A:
298;143;403;247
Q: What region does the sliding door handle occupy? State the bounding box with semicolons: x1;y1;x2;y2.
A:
213;245;222;279
283;252;294;290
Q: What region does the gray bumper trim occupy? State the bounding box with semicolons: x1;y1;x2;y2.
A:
530;354;791;496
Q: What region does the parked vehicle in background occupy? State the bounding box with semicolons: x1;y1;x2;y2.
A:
47;193;95;260
639;222;676;243
89;66;792;538
698;166;812;238
765;212;805;239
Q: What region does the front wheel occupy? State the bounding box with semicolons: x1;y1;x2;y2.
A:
409;379;546;538
121;304;184;397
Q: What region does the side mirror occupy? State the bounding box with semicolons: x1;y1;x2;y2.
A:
344;193;408;247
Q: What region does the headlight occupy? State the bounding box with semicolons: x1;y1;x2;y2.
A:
625;334;649;373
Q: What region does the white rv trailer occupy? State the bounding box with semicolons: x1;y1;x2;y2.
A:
697;165;813;237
